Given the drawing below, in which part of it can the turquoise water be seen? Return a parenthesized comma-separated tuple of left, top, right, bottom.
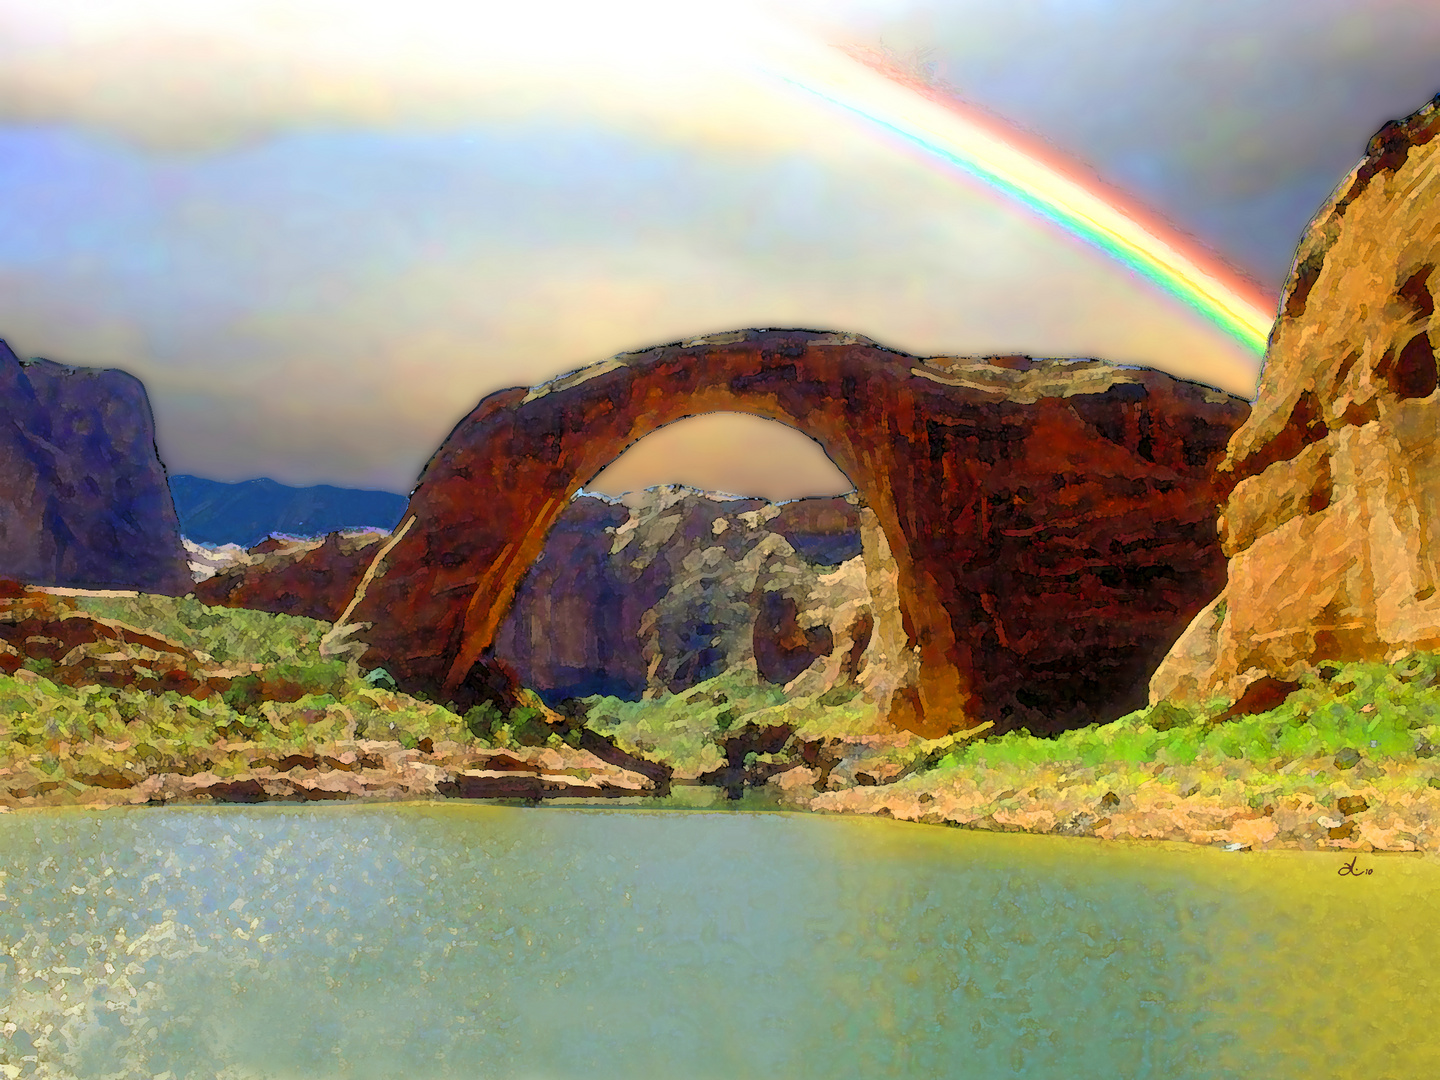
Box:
(0, 804, 1436, 1079)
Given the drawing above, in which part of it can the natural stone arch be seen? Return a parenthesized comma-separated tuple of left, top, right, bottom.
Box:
(328, 328, 1248, 737)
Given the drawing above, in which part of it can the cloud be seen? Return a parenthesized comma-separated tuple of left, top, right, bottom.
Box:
(0, 206, 1261, 495)
(0, 1, 1266, 495)
(0, 0, 821, 151)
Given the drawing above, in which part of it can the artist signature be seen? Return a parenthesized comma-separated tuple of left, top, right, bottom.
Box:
(1337, 856, 1374, 877)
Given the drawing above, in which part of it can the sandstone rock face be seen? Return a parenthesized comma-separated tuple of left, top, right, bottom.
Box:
(1152, 96, 1440, 705)
(0, 341, 192, 594)
(492, 486, 896, 705)
(328, 330, 1248, 736)
(193, 530, 389, 622)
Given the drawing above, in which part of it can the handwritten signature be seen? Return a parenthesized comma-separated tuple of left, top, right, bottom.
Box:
(1337, 856, 1374, 877)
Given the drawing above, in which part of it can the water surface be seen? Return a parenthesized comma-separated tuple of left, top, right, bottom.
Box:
(0, 804, 1436, 1078)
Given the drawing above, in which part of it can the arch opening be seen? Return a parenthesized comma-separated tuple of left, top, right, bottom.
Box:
(491, 412, 897, 710)
(584, 412, 855, 502)
(466, 404, 927, 724)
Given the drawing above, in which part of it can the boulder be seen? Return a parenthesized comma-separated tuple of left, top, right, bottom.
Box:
(0, 340, 191, 594)
(1152, 95, 1440, 704)
(327, 330, 1248, 736)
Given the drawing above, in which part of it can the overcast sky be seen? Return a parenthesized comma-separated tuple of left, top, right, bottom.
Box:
(1, 0, 1437, 498)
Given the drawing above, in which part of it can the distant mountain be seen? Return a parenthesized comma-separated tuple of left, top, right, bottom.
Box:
(169, 475, 408, 548)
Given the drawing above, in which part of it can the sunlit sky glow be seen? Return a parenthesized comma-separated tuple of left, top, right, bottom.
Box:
(1, 0, 1437, 498)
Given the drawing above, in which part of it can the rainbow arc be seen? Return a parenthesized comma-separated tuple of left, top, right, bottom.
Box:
(752, 35, 1276, 355)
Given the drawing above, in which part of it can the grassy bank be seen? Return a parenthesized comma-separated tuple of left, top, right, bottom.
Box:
(579, 668, 891, 779)
(0, 594, 583, 805)
(8, 591, 1440, 850)
(809, 653, 1440, 851)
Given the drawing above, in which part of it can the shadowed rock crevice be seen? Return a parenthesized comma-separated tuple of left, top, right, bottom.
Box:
(1230, 389, 1329, 484)
(1383, 332, 1438, 400)
(1285, 250, 1327, 319)
(1398, 264, 1436, 318)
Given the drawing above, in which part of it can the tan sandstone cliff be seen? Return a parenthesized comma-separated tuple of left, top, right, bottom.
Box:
(1152, 94, 1440, 705)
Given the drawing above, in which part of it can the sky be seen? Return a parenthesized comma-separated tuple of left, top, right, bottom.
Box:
(1, 0, 1438, 500)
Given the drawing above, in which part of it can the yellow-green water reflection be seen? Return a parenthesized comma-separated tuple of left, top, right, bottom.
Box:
(0, 804, 1435, 1078)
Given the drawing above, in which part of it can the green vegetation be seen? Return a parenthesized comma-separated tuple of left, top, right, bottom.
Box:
(581, 670, 785, 776)
(14, 592, 1440, 825)
(917, 651, 1440, 803)
(580, 667, 886, 776)
(73, 593, 332, 666)
(0, 594, 567, 801)
(464, 691, 567, 748)
(0, 668, 468, 779)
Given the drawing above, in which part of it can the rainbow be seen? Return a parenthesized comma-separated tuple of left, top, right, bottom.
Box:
(750, 35, 1276, 355)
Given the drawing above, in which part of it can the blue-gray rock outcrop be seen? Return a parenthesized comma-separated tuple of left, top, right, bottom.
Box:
(0, 340, 191, 593)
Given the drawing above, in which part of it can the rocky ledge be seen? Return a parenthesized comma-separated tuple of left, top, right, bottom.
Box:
(0, 737, 657, 810)
(0, 582, 257, 699)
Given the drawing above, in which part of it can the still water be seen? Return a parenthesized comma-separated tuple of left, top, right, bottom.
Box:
(0, 803, 1436, 1079)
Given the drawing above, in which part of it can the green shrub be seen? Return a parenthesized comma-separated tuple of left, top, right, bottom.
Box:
(464, 702, 504, 741)
(919, 651, 1440, 786)
(507, 706, 551, 746)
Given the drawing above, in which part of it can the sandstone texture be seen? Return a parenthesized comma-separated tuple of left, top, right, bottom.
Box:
(326, 330, 1248, 736)
(193, 529, 389, 621)
(0, 737, 657, 809)
(803, 766, 1440, 853)
(196, 488, 904, 710)
(1152, 95, 1440, 705)
(0, 340, 192, 594)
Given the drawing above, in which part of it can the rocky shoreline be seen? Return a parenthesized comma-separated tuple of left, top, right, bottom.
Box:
(5, 742, 1436, 857)
(0, 738, 657, 811)
(789, 766, 1440, 853)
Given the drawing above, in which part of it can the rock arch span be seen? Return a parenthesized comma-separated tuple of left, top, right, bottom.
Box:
(327, 329, 1248, 737)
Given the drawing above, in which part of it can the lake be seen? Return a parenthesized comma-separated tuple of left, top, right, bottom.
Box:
(0, 803, 1435, 1079)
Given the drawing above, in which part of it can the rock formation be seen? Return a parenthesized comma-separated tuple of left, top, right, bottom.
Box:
(0, 580, 256, 698)
(326, 330, 1248, 736)
(494, 486, 896, 704)
(191, 488, 900, 707)
(0, 340, 192, 594)
(193, 530, 389, 622)
(1151, 95, 1440, 705)
(182, 539, 249, 583)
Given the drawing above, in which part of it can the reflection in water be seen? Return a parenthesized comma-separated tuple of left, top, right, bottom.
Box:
(0, 805, 1436, 1078)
